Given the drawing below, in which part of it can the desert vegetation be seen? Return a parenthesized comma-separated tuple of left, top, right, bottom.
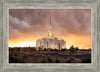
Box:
(9, 46, 91, 63)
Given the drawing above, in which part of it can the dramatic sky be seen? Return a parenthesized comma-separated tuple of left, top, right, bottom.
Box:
(9, 9, 91, 49)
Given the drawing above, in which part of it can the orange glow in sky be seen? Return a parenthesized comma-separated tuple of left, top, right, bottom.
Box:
(9, 9, 91, 49)
(9, 34, 91, 49)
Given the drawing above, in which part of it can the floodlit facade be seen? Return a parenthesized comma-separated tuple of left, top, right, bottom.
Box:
(36, 17, 66, 50)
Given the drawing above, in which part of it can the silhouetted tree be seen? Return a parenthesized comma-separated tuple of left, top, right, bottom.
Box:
(75, 47, 79, 51)
(69, 45, 75, 59)
(88, 48, 91, 52)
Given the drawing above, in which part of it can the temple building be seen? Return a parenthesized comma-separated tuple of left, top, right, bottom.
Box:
(36, 17, 66, 50)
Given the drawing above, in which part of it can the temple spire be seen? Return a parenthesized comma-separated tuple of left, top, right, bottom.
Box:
(48, 16, 54, 38)
(50, 16, 51, 25)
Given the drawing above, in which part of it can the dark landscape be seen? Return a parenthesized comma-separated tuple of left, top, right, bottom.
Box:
(9, 46, 91, 63)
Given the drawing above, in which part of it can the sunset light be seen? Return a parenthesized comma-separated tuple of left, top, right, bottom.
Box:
(9, 9, 91, 49)
(9, 40, 36, 47)
(9, 9, 91, 63)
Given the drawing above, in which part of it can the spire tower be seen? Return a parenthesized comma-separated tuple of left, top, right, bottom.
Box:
(48, 16, 54, 38)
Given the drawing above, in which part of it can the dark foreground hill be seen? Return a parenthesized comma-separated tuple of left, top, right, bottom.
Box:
(9, 47, 91, 63)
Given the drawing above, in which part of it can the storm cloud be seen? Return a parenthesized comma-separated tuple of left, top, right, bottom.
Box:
(9, 9, 91, 40)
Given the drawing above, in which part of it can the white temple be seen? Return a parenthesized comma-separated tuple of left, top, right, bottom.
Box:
(36, 17, 66, 50)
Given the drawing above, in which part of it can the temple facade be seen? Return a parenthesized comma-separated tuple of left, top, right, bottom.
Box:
(36, 17, 66, 50)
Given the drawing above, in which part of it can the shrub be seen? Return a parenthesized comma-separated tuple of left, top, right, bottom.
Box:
(17, 48, 20, 51)
(55, 60, 59, 63)
(42, 56, 45, 58)
(30, 48, 36, 51)
(41, 60, 46, 63)
(14, 54, 17, 56)
(44, 48, 47, 51)
(47, 57, 52, 62)
(18, 59, 25, 63)
(9, 56, 14, 63)
(54, 49, 58, 51)
(23, 55, 27, 58)
(9, 58, 19, 63)
(81, 58, 91, 63)
(66, 60, 72, 63)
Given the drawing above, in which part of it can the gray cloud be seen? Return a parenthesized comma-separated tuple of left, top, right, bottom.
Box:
(9, 9, 91, 39)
